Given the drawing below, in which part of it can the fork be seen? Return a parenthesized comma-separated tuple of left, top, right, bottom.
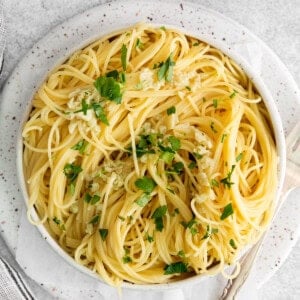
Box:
(220, 121, 300, 300)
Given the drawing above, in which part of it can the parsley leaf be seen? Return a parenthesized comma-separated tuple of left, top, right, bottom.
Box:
(63, 163, 82, 183)
(157, 54, 175, 82)
(91, 102, 109, 125)
(145, 232, 154, 242)
(220, 203, 234, 220)
(210, 179, 219, 187)
(167, 106, 176, 115)
(220, 165, 236, 188)
(210, 121, 218, 133)
(121, 44, 127, 71)
(53, 217, 61, 225)
(166, 162, 184, 175)
(74, 99, 89, 115)
(193, 152, 203, 160)
(221, 133, 227, 143)
(159, 151, 174, 164)
(135, 194, 151, 207)
(202, 225, 218, 239)
(168, 136, 181, 151)
(181, 218, 198, 235)
(122, 255, 132, 264)
(164, 262, 188, 275)
(94, 76, 122, 104)
(236, 152, 243, 162)
(229, 238, 237, 249)
(99, 228, 108, 241)
(229, 90, 238, 99)
(188, 161, 197, 169)
(152, 205, 168, 231)
(71, 139, 88, 154)
(213, 99, 218, 108)
(135, 177, 157, 194)
(84, 193, 100, 205)
(89, 215, 100, 224)
(177, 250, 185, 258)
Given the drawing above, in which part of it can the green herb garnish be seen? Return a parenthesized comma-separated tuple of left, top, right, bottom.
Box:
(157, 54, 175, 82)
(229, 238, 237, 249)
(122, 255, 132, 264)
(152, 205, 168, 231)
(94, 75, 122, 104)
(89, 215, 100, 225)
(168, 136, 181, 151)
(53, 217, 61, 225)
(213, 99, 218, 108)
(181, 218, 198, 235)
(135, 176, 157, 194)
(220, 203, 234, 220)
(185, 86, 191, 91)
(166, 162, 184, 175)
(210, 179, 219, 187)
(167, 106, 176, 115)
(221, 133, 227, 143)
(121, 44, 127, 71)
(63, 163, 82, 183)
(91, 102, 109, 125)
(177, 250, 185, 258)
(99, 228, 108, 241)
(210, 121, 218, 133)
(145, 232, 154, 243)
(71, 139, 88, 154)
(229, 90, 238, 99)
(220, 165, 236, 188)
(164, 262, 188, 275)
(188, 161, 197, 169)
(135, 194, 151, 207)
(236, 152, 243, 162)
(202, 225, 218, 239)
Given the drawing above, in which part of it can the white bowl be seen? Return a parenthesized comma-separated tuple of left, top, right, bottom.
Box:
(16, 14, 286, 294)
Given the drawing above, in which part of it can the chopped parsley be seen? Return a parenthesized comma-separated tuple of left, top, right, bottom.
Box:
(135, 176, 157, 194)
(164, 261, 188, 275)
(188, 161, 197, 169)
(63, 163, 82, 183)
(53, 217, 61, 225)
(122, 255, 132, 264)
(221, 133, 228, 143)
(99, 228, 108, 241)
(166, 162, 184, 175)
(210, 179, 219, 188)
(145, 232, 154, 242)
(136, 38, 143, 49)
(229, 238, 237, 249)
(229, 90, 238, 99)
(192, 152, 203, 160)
(160, 26, 166, 31)
(210, 121, 218, 133)
(71, 139, 88, 154)
(84, 193, 100, 205)
(89, 215, 100, 225)
(118, 215, 125, 221)
(220, 165, 236, 188)
(236, 152, 243, 162)
(213, 99, 218, 108)
(177, 250, 185, 258)
(94, 75, 122, 104)
(121, 44, 127, 71)
(152, 205, 168, 231)
(185, 86, 191, 91)
(181, 218, 198, 235)
(157, 54, 175, 82)
(220, 203, 234, 220)
(193, 42, 200, 46)
(168, 136, 181, 151)
(135, 193, 151, 207)
(167, 106, 176, 115)
(202, 225, 218, 239)
(74, 99, 89, 115)
(160, 151, 174, 164)
(91, 102, 109, 125)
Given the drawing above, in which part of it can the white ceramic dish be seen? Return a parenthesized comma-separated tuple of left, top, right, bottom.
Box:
(15, 16, 286, 294)
(0, 1, 299, 299)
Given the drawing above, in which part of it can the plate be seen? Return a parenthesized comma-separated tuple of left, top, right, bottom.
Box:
(0, 0, 299, 299)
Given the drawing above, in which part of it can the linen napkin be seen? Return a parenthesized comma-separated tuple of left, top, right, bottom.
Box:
(0, 6, 36, 300)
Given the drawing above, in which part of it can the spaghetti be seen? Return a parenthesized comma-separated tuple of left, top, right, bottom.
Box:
(22, 24, 277, 286)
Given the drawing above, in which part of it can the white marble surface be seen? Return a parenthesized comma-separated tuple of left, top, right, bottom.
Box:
(0, 0, 299, 299)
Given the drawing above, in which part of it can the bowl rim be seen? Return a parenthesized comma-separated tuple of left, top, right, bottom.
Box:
(16, 21, 286, 291)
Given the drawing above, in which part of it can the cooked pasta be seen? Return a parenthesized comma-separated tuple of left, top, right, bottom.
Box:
(22, 23, 277, 286)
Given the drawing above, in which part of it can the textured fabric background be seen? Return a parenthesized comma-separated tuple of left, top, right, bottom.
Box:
(0, 1, 299, 299)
